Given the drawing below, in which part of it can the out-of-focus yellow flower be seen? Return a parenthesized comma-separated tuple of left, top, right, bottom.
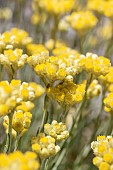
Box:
(87, 0, 105, 13)
(16, 101, 35, 112)
(33, 0, 75, 16)
(99, 67, 113, 92)
(99, 67, 113, 85)
(31, 12, 40, 25)
(32, 133, 60, 159)
(0, 151, 40, 170)
(104, 92, 113, 113)
(87, 79, 102, 99)
(88, 0, 113, 18)
(45, 39, 66, 51)
(0, 7, 12, 20)
(26, 43, 48, 56)
(66, 11, 98, 35)
(0, 28, 32, 52)
(58, 19, 70, 32)
(44, 120, 69, 141)
(91, 135, 113, 170)
(53, 45, 80, 58)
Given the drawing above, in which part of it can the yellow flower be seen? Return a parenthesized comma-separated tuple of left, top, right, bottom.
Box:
(66, 11, 98, 34)
(0, 28, 32, 51)
(0, 151, 40, 170)
(87, 79, 101, 99)
(91, 136, 113, 169)
(34, 0, 75, 15)
(0, 104, 9, 116)
(47, 80, 85, 106)
(104, 153, 113, 164)
(31, 133, 60, 159)
(44, 120, 69, 141)
(4, 110, 32, 135)
(31, 13, 40, 25)
(104, 92, 113, 113)
(99, 162, 110, 170)
(88, 0, 113, 18)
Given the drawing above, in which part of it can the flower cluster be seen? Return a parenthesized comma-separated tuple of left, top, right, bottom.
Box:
(44, 120, 69, 141)
(27, 45, 49, 68)
(28, 46, 82, 84)
(82, 53, 111, 76)
(87, 79, 102, 99)
(32, 120, 69, 159)
(66, 11, 98, 34)
(4, 109, 32, 136)
(26, 43, 48, 56)
(52, 45, 80, 58)
(32, 133, 60, 159)
(28, 49, 111, 86)
(0, 80, 45, 117)
(104, 93, 113, 113)
(88, 0, 113, 18)
(91, 136, 113, 170)
(0, 28, 32, 52)
(32, 0, 75, 16)
(0, 151, 40, 170)
(99, 67, 113, 89)
(47, 80, 86, 106)
(0, 48, 28, 76)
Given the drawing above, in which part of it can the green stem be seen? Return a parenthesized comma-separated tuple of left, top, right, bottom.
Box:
(48, 100, 54, 124)
(40, 159, 48, 170)
(52, 148, 67, 170)
(0, 64, 3, 81)
(71, 73, 93, 132)
(50, 15, 59, 48)
(77, 87, 106, 164)
(94, 87, 105, 137)
(39, 95, 49, 133)
(4, 113, 13, 153)
(59, 106, 69, 122)
(14, 133, 21, 152)
(9, 66, 16, 82)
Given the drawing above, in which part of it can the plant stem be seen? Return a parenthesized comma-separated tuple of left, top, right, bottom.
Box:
(39, 95, 49, 133)
(52, 148, 67, 170)
(14, 133, 21, 152)
(40, 159, 48, 170)
(51, 15, 59, 48)
(4, 113, 13, 153)
(0, 64, 3, 81)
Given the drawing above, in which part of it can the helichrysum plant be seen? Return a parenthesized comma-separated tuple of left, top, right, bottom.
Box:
(1, 0, 113, 169)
